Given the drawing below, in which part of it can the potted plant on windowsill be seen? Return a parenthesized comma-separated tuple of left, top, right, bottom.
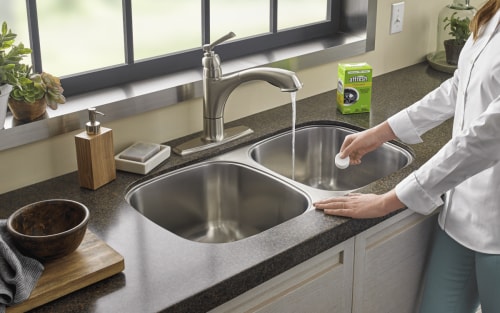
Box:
(443, 12, 471, 65)
(0, 21, 32, 127)
(8, 65, 65, 122)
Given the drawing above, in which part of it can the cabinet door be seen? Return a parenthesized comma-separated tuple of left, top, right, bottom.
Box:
(352, 210, 437, 313)
(210, 237, 354, 313)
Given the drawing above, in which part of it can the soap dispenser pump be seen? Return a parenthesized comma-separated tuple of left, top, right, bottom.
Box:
(75, 108, 116, 190)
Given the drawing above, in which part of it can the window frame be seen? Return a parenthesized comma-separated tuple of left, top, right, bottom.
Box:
(0, 0, 376, 151)
(27, 0, 339, 96)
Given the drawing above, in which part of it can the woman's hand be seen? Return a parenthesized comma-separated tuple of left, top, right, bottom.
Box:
(340, 121, 397, 165)
(314, 121, 404, 219)
(313, 190, 405, 219)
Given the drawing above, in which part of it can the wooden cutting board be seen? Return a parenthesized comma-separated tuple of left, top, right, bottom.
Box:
(7, 230, 125, 313)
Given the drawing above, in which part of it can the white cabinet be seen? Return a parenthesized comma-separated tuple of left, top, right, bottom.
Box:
(210, 210, 437, 313)
(209, 237, 355, 313)
(352, 210, 437, 313)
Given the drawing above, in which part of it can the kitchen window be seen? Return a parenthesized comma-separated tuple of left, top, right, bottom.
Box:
(3, 0, 337, 96)
(0, 0, 375, 151)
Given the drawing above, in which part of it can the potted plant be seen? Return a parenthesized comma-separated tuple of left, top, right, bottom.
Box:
(0, 21, 32, 127)
(8, 65, 66, 122)
(443, 12, 471, 65)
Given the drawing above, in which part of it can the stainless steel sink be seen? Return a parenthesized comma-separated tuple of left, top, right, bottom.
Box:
(249, 125, 413, 191)
(126, 122, 413, 244)
(126, 161, 309, 243)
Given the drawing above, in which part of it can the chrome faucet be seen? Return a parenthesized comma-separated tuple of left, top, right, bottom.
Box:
(174, 32, 303, 155)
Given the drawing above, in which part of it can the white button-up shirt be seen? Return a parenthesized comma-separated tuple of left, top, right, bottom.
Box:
(388, 10, 500, 254)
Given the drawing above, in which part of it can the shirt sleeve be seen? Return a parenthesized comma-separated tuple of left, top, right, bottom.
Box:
(394, 95, 500, 214)
(386, 75, 458, 212)
(387, 70, 459, 144)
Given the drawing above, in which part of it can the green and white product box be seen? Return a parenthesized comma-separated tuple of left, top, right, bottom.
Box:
(336, 63, 372, 114)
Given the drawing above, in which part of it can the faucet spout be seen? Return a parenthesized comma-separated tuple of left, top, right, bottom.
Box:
(238, 67, 303, 92)
(204, 67, 302, 121)
(173, 32, 303, 156)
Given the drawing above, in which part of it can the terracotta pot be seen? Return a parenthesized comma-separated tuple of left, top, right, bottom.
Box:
(443, 39, 464, 65)
(8, 97, 47, 122)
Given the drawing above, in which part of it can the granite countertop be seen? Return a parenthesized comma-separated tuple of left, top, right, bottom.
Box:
(0, 62, 451, 313)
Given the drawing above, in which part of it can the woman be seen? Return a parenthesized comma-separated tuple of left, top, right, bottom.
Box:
(314, 1, 500, 312)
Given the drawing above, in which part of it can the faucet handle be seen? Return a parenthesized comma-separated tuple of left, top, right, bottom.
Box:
(203, 32, 236, 53)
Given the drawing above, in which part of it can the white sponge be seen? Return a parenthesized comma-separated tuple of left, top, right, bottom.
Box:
(119, 142, 161, 162)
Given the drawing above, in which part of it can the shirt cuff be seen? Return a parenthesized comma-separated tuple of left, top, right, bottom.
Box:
(387, 110, 423, 144)
(395, 173, 443, 215)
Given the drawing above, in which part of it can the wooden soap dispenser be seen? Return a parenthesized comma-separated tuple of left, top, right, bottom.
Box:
(75, 108, 116, 190)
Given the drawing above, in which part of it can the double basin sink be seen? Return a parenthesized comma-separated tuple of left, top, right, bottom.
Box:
(126, 122, 414, 244)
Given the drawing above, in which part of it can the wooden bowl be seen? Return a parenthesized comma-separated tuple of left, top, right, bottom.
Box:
(7, 199, 89, 261)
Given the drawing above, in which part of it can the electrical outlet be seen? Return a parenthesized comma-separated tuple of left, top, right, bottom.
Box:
(390, 2, 405, 34)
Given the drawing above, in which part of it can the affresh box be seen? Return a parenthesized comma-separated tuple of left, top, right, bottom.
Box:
(336, 62, 372, 114)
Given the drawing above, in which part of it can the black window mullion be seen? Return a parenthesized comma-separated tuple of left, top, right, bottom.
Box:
(202, 0, 210, 45)
(270, 0, 278, 33)
(122, 0, 134, 64)
(326, 0, 332, 20)
(25, 0, 42, 73)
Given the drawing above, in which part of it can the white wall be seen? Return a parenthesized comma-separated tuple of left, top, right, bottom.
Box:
(0, 0, 482, 194)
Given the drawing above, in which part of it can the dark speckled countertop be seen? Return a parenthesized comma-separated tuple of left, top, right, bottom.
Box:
(0, 62, 451, 313)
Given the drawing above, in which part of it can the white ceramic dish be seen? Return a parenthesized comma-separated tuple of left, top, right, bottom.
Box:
(115, 143, 171, 174)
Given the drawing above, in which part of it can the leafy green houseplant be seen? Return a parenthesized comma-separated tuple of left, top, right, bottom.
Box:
(442, 12, 471, 65)
(0, 21, 32, 126)
(0, 22, 32, 88)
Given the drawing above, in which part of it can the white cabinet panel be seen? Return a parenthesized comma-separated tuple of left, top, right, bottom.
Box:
(352, 210, 437, 313)
(212, 210, 437, 313)
(210, 237, 355, 313)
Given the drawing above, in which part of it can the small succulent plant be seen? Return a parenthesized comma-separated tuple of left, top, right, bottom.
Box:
(9, 66, 66, 109)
